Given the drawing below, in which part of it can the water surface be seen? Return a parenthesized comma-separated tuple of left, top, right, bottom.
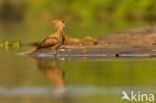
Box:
(0, 48, 156, 103)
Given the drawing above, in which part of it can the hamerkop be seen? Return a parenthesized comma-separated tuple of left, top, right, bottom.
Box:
(37, 20, 65, 54)
(18, 20, 65, 55)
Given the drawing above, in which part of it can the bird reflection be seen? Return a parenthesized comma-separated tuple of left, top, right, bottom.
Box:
(33, 57, 65, 94)
(32, 57, 74, 103)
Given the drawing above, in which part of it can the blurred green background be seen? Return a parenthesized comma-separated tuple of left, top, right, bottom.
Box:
(0, 0, 156, 43)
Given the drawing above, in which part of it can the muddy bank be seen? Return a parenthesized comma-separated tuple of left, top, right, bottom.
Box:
(30, 25, 156, 58)
(97, 25, 156, 50)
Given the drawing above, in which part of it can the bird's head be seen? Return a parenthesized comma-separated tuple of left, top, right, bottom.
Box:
(52, 19, 65, 30)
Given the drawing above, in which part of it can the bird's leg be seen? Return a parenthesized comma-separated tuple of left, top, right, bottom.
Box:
(52, 48, 57, 58)
(52, 43, 60, 58)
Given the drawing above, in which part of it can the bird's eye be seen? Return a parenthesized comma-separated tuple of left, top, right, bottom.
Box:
(62, 20, 65, 23)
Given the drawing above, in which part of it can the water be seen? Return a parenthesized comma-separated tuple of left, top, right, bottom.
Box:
(0, 21, 156, 103)
(0, 48, 156, 103)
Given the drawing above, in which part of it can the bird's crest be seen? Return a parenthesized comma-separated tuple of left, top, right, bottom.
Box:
(52, 19, 65, 30)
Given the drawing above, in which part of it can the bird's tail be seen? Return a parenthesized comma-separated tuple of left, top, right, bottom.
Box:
(16, 47, 37, 56)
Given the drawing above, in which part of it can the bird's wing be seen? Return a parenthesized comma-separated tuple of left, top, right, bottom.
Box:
(37, 36, 59, 49)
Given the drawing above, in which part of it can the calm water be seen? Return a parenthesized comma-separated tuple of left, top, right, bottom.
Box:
(0, 21, 156, 103)
(0, 48, 156, 103)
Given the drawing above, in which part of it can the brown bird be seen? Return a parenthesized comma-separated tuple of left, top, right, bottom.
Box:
(37, 20, 65, 55)
(18, 20, 65, 55)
